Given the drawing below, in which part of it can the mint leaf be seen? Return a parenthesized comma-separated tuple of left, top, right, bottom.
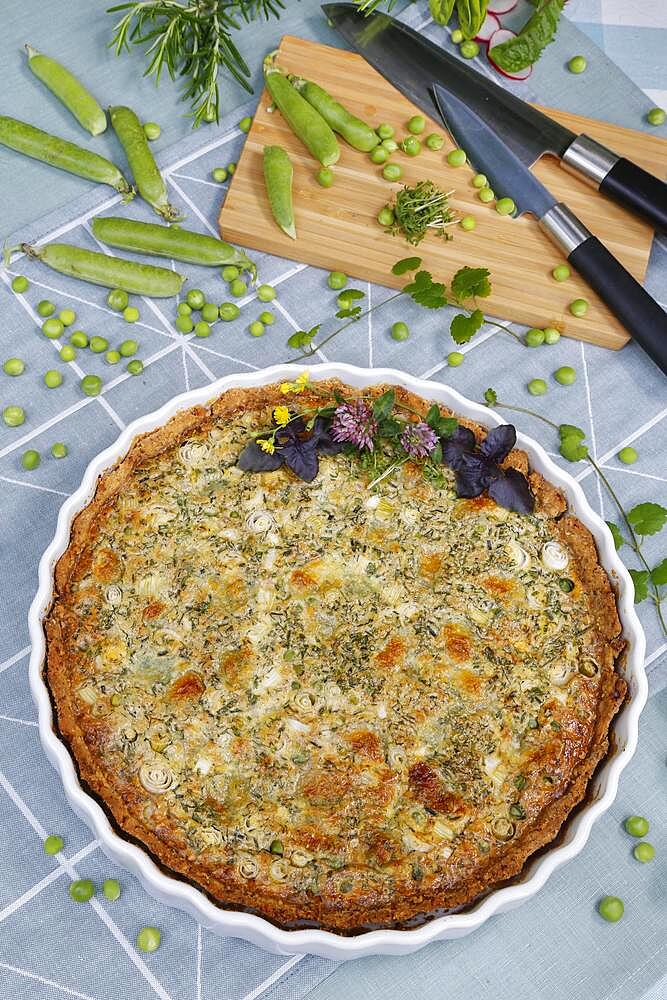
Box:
(650, 557, 667, 586)
(627, 502, 667, 537)
(372, 389, 395, 420)
(450, 309, 484, 345)
(629, 568, 649, 604)
(403, 270, 448, 309)
(484, 388, 498, 406)
(450, 266, 491, 302)
(606, 521, 624, 551)
(489, 0, 565, 73)
(392, 256, 422, 275)
(335, 306, 362, 320)
(287, 325, 319, 349)
(426, 404, 457, 437)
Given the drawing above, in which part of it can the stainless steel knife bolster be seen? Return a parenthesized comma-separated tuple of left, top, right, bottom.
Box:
(562, 136, 667, 232)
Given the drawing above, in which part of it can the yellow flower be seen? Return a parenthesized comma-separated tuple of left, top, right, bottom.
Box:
(258, 438, 275, 454)
(279, 382, 293, 395)
(273, 406, 290, 426)
(279, 372, 310, 395)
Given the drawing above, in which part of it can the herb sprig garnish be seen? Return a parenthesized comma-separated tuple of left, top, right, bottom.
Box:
(484, 388, 667, 633)
(388, 181, 456, 246)
(238, 376, 534, 513)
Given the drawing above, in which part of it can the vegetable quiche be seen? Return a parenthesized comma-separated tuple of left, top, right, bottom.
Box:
(44, 379, 627, 933)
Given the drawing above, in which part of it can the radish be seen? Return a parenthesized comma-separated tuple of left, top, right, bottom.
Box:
(487, 0, 518, 13)
(474, 12, 500, 43)
(488, 28, 533, 80)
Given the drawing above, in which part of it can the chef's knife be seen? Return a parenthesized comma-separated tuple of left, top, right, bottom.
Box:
(430, 83, 667, 373)
(322, 4, 667, 233)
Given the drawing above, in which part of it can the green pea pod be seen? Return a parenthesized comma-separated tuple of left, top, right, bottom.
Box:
(456, 0, 488, 39)
(25, 45, 107, 136)
(289, 77, 378, 152)
(429, 0, 456, 26)
(263, 53, 340, 168)
(22, 243, 184, 297)
(263, 146, 296, 240)
(109, 106, 182, 222)
(0, 116, 133, 199)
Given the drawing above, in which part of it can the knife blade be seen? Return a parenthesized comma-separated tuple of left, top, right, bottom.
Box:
(322, 3, 667, 232)
(430, 82, 667, 374)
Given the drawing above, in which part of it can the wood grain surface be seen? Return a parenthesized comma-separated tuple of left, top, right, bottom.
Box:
(219, 35, 667, 349)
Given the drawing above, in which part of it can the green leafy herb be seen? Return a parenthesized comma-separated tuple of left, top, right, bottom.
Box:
(626, 502, 667, 537)
(629, 569, 650, 604)
(558, 424, 589, 462)
(606, 521, 624, 551)
(390, 181, 455, 246)
(403, 270, 448, 309)
(651, 558, 667, 586)
(426, 403, 458, 438)
(372, 389, 396, 420)
(392, 256, 422, 276)
(489, 0, 566, 73)
(287, 325, 320, 349)
(429, 0, 456, 26)
(451, 266, 492, 302)
(484, 388, 498, 406)
(451, 308, 485, 345)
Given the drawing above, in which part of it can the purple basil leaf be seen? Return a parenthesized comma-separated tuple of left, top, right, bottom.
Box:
(488, 468, 535, 514)
(441, 425, 477, 469)
(480, 424, 516, 464)
(453, 453, 495, 497)
(282, 440, 320, 482)
(237, 440, 283, 473)
(310, 417, 344, 455)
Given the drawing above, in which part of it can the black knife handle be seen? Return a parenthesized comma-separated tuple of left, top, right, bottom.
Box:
(599, 158, 667, 234)
(568, 236, 667, 374)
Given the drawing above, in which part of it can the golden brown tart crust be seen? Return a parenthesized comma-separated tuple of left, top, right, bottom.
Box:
(44, 381, 626, 932)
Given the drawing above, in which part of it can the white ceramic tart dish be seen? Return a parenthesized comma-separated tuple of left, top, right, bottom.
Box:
(29, 363, 647, 960)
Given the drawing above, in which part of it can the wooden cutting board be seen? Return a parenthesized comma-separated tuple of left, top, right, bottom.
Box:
(219, 35, 667, 349)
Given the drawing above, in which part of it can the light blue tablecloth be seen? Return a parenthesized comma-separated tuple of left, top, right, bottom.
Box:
(0, 2, 665, 999)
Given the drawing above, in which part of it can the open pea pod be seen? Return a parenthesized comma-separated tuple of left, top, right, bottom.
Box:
(429, 0, 456, 26)
(456, 0, 488, 39)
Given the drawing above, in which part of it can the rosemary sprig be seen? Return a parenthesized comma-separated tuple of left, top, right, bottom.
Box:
(108, 0, 285, 126)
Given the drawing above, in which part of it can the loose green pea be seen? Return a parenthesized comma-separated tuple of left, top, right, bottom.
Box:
(426, 133, 444, 150)
(186, 288, 205, 309)
(51, 442, 68, 459)
(447, 351, 464, 367)
(451, 29, 464, 44)
(201, 302, 219, 323)
(22, 448, 41, 470)
(105, 350, 121, 364)
(221, 265, 239, 282)
(230, 278, 247, 297)
(89, 336, 109, 353)
(59, 308, 76, 327)
(446, 148, 467, 167)
(239, 116, 253, 133)
(525, 328, 545, 347)
(103, 878, 122, 901)
(127, 359, 143, 375)
(59, 344, 77, 362)
(177, 302, 192, 317)
(391, 321, 409, 342)
(259, 310, 275, 325)
(478, 187, 495, 203)
(598, 896, 624, 923)
(633, 842, 655, 863)
(212, 167, 228, 183)
(327, 272, 347, 291)
(3, 405, 26, 427)
(377, 206, 395, 227)
(136, 927, 161, 953)
(37, 299, 56, 317)
(43, 834, 64, 857)
(194, 320, 211, 338)
(119, 339, 138, 357)
(70, 330, 89, 348)
(226, 162, 236, 175)
(219, 302, 240, 321)
(568, 55, 587, 74)
(249, 320, 265, 337)
(316, 167, 334, 187)
(382, 162, 403, 182)
(44, 369, 63, 388)
(142, 121, 161, 140)
(257, 284, 276, 302)
(570, 298, 589, 317)
(460, 40, 479, 59)
(617, 446, 638, 465)
(376, 123, 394, 140)
(107, 288, 129, 311)
(558, 577, 574, 592)
(80, 374, 102, 396)
(370, 146, 388, 164)
(11, 275, 29, 293)
(647, 107, 666, 126)
(472, 173, 487, 188)
(69, 879, 95, 903)
(528, 378, 548, 396)
(543, 327, 561, 345)
(459, 215, 476, 231)
(381, 138, 398, 153)
(552, 263, 571, 282)
(123, 306, 140, 323)
(407, 115, 425, 134)
(401, 136, 421, 157)
(42, 317, 64, 339)
(496, 197, 516, 216)
(624, 815, 649, 837)
(554, 365, 577, 385)
(3, 357, 25, 376)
